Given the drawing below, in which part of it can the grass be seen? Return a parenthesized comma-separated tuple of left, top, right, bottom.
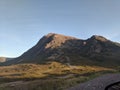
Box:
(0, 61, 119, 90)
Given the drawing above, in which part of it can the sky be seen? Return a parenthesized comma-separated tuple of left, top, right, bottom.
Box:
(0, 0, 120, 57)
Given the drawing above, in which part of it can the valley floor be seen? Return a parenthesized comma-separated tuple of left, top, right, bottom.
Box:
(0, 62, 119, 90)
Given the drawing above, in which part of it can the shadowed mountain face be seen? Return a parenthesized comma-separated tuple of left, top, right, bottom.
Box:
(2, 33, 120, 66)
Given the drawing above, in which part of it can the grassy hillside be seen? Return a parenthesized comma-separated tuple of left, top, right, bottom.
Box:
(0, 61, 118, 90)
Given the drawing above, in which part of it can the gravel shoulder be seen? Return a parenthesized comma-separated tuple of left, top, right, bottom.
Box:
(67, 73, 120, 90)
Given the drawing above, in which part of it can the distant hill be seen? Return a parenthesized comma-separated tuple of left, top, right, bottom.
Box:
(0, 57, 6, 62)
(2, 33, 120, 67)
(0, 57, 13, 63)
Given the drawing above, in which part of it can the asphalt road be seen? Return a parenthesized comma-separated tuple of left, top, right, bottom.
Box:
(67, 74, 120, 90)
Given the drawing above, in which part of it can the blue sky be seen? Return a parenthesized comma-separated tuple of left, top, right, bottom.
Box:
(0, 0, 120, 57)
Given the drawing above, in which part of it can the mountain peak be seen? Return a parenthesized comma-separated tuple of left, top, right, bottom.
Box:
(45, 33, 56, 37)
(90, 35, 108, 42)
(43, 33, 77, 49)
(45, 33, 76, 39)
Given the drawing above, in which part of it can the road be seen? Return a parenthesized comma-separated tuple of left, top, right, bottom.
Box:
(67, 74, 120, 90)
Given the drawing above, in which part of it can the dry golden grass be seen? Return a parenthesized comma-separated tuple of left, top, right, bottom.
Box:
(0, 62, 115, 79)
(0, 62, 118, 90)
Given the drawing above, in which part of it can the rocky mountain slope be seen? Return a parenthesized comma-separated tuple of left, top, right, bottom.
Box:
(2, 33, 120, 66)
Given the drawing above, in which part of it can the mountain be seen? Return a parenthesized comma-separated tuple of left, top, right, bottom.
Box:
(2, 33, 120, 67)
